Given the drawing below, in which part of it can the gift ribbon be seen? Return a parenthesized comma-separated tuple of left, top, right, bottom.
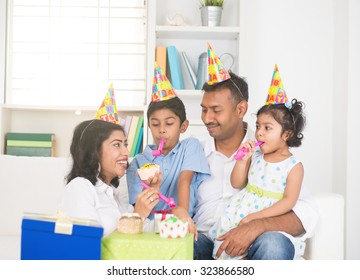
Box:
(152, 209, 172, 220)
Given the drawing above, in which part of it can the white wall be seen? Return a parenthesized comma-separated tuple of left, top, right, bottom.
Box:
(239, 0, 359, 259)
(346, 0, 360, 261)
(240, 0, 334, 194)
(0, 0, 6, 103)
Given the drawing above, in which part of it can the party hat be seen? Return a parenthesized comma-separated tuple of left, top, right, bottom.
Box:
(265, 65, 289, 105)
(95, 83, 119, 124)
(152, 62, 176, 102)
(207, 42, 231, 85)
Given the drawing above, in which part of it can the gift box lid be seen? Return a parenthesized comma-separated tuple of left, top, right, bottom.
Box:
(21, 212, 103, 237)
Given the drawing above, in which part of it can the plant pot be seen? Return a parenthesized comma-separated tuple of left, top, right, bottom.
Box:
(200, 6, 223, 27)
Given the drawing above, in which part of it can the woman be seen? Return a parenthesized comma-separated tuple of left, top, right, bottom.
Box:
(60, 119, 188, 236)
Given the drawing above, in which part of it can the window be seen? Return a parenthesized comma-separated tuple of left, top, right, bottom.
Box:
(6, 0, 147, 107)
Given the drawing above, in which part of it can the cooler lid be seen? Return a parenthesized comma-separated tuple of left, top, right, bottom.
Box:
(21, 212, 104, 238)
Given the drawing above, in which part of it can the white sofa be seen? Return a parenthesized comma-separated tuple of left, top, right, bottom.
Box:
(0, 155, 345, 260)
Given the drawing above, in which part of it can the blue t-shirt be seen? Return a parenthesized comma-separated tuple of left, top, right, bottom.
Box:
(127, 137, 211, 219)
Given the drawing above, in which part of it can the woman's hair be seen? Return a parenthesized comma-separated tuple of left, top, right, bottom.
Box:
(257, 99, 306, 147)
(147, 96, 187, 125)
(202, 71, 249, 105)
(66, 119, 125, 187)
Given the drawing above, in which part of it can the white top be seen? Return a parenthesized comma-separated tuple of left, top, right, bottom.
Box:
(193, 125, 318, 241)
(59, 177, 154, 236)
(193, 125, 255, 234)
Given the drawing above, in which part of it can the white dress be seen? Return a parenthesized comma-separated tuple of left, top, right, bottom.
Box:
(209, 148, 306, 260)
(59, 177, 154, 236)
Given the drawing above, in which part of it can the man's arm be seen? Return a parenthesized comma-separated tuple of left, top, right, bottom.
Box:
(215, 210, 305, 258)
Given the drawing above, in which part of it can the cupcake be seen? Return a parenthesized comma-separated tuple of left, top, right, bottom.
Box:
(137, 163, 160, 180)
(117, 213, 143, 234)
(159, 216, 188, 238)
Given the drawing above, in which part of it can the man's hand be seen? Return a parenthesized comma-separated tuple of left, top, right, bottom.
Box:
(215, 219, 264, 259)
(215, 211, 305, 259)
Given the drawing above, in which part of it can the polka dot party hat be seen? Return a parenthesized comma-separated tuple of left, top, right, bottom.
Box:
(151, 61, 177, 102)
(265, 64, 290, 106)
(94, 83, 119, 124)
(207, 42, 231, 85)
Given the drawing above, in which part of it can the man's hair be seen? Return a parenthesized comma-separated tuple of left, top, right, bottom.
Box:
(202, 71, 249, 106)
(147, 96, 187, 125)
(66, 119, 125, 187)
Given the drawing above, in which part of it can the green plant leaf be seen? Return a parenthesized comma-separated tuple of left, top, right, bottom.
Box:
(199, 0, 224, 7)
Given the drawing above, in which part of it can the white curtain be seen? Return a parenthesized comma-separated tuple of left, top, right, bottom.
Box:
(6, 0, 147, 107)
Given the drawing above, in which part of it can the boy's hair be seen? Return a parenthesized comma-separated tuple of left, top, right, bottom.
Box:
(147, 96, 187, 125)
(257, 99, 306, 147)
(66, 119, 125, 187)
(201, 71, 249, 106)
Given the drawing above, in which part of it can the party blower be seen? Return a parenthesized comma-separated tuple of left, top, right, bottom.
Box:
(140, 182, 176, 209)
(152, 138, 165, 156)
(234, 141, 264, 160)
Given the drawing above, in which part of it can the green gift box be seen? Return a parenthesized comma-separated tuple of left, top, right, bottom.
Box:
(101, 232, 193, 260)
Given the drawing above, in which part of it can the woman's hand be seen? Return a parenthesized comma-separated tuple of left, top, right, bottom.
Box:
(171, 206, 198, 241)
(134, 187, 160, 219)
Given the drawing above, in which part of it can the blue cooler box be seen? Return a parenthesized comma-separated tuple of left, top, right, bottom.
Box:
(21, 213, 104, 260)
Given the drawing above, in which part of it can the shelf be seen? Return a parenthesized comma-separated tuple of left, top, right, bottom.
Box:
(176, 90, 204, 98)
(156, 25, 240, 40)
(1, 104, 146, 113)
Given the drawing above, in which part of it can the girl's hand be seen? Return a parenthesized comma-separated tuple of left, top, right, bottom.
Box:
(134, 187, 160, 219)
(240, 212, 261, 225)
(237, 140, 257, 161)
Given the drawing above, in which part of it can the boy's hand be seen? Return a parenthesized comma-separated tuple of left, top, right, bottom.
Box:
(141, 171, 162, 189)
(171, 206, 198, 241)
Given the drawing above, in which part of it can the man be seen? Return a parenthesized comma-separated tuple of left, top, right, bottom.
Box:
(193, 72, 318, 260)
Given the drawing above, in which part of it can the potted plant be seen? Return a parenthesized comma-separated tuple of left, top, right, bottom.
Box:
(199, 0, 224, 27)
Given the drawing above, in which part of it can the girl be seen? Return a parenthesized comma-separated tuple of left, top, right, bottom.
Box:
(209, 98, 306, 260)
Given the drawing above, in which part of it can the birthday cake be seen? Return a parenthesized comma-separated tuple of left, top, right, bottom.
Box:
(117, 213, 143, 234)
(137, 163, 160, 180)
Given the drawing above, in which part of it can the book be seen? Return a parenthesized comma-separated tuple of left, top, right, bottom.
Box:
(166, 45, 184, 89)
(155, 46, 167, 75)
(130, 115, 144, 157)
(6, 146, 54, 157)
(6, 132, 55, 141)
(126, 115, 139, 156)
(6, 140, 54, 148)
(134, 127, 144, 156)
(123, 115, 133, 136)
(181, 51, 197, 88)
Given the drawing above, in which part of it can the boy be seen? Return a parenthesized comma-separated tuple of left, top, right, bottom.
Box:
(127, 64, 211, 219)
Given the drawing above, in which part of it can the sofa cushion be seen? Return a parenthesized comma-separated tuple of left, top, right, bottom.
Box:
(0, 155, 71, 235)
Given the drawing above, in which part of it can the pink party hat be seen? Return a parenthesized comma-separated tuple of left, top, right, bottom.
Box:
(265, 65, 289, 105)
(152, 62, 176, 102)
(207, 42, 231, 85)
(95, 83, 119, 124)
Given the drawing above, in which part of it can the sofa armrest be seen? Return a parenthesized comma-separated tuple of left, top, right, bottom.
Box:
(304, 192, 344, 259)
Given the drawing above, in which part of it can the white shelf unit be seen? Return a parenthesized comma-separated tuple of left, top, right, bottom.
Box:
(146, 0, 241, 143)
(0, 105, 146, 157)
